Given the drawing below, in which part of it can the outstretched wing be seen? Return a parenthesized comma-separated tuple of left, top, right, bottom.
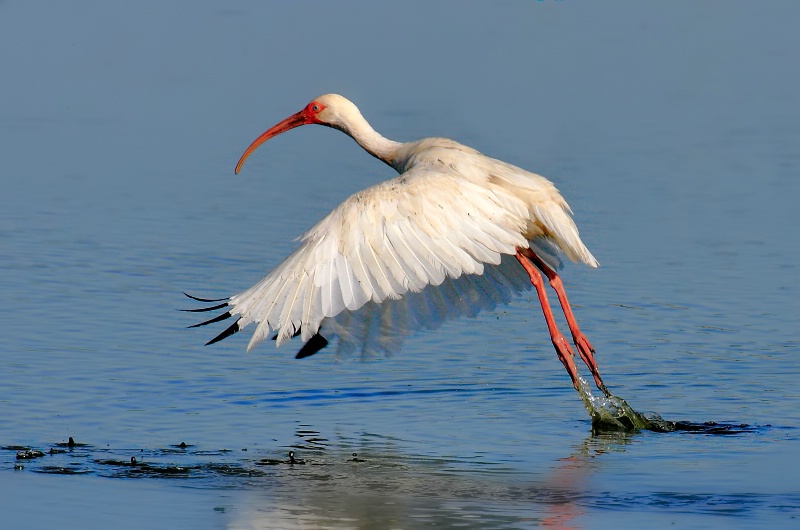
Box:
(189, 150, 596, 356)
(321, 252, 533, 359)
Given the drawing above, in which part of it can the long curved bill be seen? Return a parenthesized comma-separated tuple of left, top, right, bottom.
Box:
(234, 110, 308, 174)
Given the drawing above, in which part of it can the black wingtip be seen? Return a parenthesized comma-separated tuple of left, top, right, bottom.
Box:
(206, 319, 241, 346)
(271, 327, 303, 341)
(189, 311, 232, 328)
(295, 334, 329, 359)
(183, 292, 228, 303)
(181, 302, 229, 313)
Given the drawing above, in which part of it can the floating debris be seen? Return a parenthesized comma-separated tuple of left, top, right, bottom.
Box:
(671, 421, 758, 435)
(54, 436, 87, 448)
(35, 465, 91, 475)
(255, 457, 284, 466)
(2, 446, 32, 451)
(16, 449, 45, 460)
(256, 451, 307, 466)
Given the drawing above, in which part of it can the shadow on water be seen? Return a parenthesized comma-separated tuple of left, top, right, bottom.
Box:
(575, 376, 760, 436)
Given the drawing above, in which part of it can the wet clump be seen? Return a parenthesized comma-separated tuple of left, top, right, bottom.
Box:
(576, 377, 758, 435)
(577, 377, 680, 433)
(16, 449, 46, 460)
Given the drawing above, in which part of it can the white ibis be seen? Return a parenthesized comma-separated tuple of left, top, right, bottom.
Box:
(187, 94, 609, 396)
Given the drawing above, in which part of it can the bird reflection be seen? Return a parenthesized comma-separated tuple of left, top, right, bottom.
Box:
(227, 429, 636, 530)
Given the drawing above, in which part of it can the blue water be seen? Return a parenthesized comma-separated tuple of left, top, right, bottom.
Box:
(2, 1, 799, 528)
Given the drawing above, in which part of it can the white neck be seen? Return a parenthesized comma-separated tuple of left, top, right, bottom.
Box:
(351, 123, 402, 168)
(330, 106, 404, 170)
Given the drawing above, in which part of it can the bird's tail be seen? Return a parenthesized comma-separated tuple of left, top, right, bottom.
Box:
(531, 201, 599, 268)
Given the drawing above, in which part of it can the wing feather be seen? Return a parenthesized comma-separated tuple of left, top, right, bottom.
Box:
(356, 244, 381, 302)
(378, 220, 418, 290)
(203, 144, 596, 355)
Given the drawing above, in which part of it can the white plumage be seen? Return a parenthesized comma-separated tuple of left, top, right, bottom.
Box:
(188, 94, 608, 394)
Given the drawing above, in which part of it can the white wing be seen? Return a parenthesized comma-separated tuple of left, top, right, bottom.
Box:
(190, 145, 597, 356)
(323, 252, 533, 359)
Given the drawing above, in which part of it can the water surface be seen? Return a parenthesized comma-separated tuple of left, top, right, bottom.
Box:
(1, 1, 799, 528)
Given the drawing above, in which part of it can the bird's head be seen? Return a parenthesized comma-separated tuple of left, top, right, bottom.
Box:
(234, 94, 362, 174)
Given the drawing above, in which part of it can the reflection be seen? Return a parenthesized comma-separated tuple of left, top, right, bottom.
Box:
(293, 425, 328, 450)
(0, 422, 767, 528)
(536, 431, 637, 529)
(227, 430, 627, 530)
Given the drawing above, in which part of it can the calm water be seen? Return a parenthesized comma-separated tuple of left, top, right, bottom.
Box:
(2, 1, 799, 528)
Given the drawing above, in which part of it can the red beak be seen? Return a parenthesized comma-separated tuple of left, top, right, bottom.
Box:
(234, 110, 310, 174)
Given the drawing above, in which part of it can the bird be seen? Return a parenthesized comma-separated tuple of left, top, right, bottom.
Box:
(187, 94, 609, 396)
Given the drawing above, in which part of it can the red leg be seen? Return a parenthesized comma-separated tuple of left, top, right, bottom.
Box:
(518, 247, 610, 397)
(514, 249, 581, 391)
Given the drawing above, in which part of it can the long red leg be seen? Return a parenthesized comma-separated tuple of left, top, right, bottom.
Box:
(518, 247, 610, 397)
(514, 249, 581, 391)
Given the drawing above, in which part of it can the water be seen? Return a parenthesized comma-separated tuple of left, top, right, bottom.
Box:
(2, 1, 799, 528)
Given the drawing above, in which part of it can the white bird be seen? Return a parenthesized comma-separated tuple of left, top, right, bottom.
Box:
(187, 94, 609, 396)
